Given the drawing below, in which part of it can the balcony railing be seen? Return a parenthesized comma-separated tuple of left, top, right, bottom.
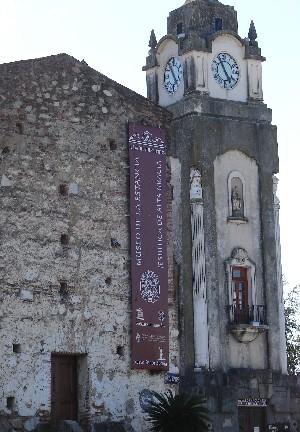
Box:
(228, 305, 267, 326)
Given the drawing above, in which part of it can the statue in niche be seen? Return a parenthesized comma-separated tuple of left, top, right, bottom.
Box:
(231, 177, 244, 217)
(190, 168, 202, 201)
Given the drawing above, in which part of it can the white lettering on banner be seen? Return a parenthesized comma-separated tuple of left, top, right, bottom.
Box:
(156, 160, 164, 269)
(134, 157, 142, 266)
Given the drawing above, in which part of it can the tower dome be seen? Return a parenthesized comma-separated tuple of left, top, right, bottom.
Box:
(168, 0, 237, 40)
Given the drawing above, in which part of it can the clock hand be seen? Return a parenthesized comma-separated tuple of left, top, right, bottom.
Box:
(169, 65, 178, 85)
(218, 57, 231, 83)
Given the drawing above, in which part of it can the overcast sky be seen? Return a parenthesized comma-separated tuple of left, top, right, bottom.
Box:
(1, 0, 299, 289)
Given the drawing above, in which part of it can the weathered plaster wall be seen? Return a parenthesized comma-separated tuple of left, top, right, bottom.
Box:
(167, 92, 300, 431)
(0, 54, 179, 432)
(214, 150, 267, 370)
(168, 94, 280, 374)
(191, 370, 300, 432)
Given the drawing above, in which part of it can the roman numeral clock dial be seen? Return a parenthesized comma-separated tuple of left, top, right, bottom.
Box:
(164, 57, 183, 94)
(212, 52, 240, 90)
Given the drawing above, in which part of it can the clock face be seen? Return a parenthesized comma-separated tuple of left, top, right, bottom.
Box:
(164, 57, 183, 94)
(212, 52, 240, 90)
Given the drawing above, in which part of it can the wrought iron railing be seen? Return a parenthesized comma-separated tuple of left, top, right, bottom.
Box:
(228, 305, 267, 325)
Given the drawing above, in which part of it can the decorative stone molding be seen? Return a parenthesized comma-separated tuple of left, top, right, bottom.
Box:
(225, 248, 268, 343)
(273, 176, 282, 298)
(190, 168, 209, 368)
(273, 175, 288, 373)
(230, 324, 268, 344)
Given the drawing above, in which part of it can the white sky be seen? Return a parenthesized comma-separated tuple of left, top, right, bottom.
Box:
(1, 0, 299, 289)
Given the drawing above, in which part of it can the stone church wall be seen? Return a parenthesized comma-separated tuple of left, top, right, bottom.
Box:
(0, 54, 179, 432)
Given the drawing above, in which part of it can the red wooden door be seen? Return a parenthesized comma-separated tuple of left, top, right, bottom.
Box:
(51, 354, 77, 423)
(232, 267, 249, 323)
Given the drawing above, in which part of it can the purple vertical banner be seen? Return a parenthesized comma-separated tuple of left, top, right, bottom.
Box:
(129, 124, 169, 371)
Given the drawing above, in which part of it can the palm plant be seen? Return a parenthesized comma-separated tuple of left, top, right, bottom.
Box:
(144, 390, 209, 432)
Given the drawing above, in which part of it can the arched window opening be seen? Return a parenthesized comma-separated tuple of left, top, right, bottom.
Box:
(232, 266, 249, 324)
(225, 248, 266, 326)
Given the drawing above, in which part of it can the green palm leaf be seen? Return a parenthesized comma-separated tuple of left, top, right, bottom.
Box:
(143, 390, 210, 432)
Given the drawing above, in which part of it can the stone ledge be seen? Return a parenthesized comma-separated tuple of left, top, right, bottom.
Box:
(168, 94, 272, 123)
(229, 324, 269, 343)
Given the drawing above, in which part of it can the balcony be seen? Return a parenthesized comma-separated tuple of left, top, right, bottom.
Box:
(229, 305, 267, 325)
(228, 305, 269, 343)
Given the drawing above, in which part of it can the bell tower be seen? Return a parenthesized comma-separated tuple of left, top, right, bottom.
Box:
(144, 1, 300, 431)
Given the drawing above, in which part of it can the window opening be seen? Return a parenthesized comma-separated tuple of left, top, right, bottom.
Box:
(16, 122, 23, 134)
(116, 346, 124, 357)
(6, 397, 15, 409)
(13, 344, 21, 354)
(59, 281, 68, 298)
(177, 22, 183, 35)
(215, 18, 223, 31)
(109, 139, 117, 151)
(60, 234, 69, 245)
(59, 184, 68, 196)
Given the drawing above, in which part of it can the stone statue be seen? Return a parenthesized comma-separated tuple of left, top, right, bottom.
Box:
(231, 185, 243, 215)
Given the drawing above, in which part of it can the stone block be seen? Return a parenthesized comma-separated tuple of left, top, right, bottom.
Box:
(19, 289, 34, 301)
(271, 392, 290, 413)
(69, 183, 79, 195)
(94, 422, 126, 432)
(11, 418, 24, 429)
(221, 396, 235, 414)
(58, 420, 83, 432)
(290, 397, 300, 413)
(0, 417, 11, 432)
(34, 424, 54, 432)
(258, 383, 272, 398)
(1, 175, 12, 187)
(24, 417, 39, 431)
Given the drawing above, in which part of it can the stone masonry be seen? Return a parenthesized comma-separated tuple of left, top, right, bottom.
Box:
(0, 54, 179, 432)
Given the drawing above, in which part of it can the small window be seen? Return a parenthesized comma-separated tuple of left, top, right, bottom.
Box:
(232, 268, 241, 279)
(177, 22, 183, 35)
(109, 139, 117, 151)
(116, 346, 124, 357)
(215, 18, 223, 31)
(6, 397, 15, 409)
(59, 281, 68, 296)
(16, 122, 23, 134)
(60, 234, 69, 245)
(13, 344, 21, 354)
(59, 184, 68, 196)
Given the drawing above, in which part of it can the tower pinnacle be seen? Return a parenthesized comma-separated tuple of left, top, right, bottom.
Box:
(248, 20, 258, 47)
